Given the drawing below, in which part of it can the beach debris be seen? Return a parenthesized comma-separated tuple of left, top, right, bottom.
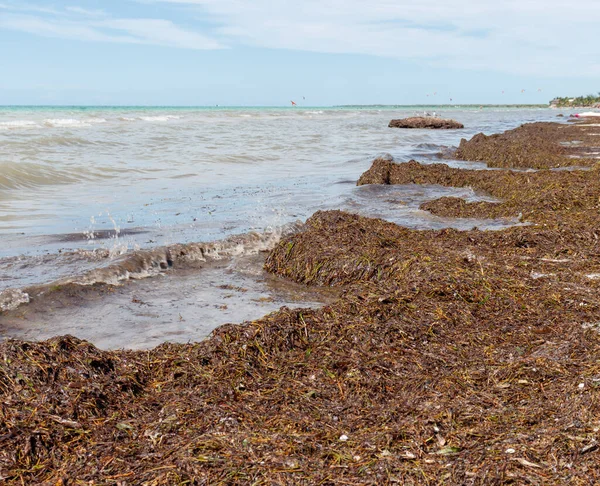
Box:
(436, 446, 462, 455)
(513, 457, 542, 469)
(581, 441, 598, 454)
(574, 112, 600, 118)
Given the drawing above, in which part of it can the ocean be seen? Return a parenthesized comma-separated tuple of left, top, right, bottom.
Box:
(0, 105, 559, 348)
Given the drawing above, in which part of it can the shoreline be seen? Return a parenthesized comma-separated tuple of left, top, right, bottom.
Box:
(2, 118, 600, 483)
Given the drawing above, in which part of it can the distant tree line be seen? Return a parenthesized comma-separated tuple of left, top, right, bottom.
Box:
(550, 93, 600, 107)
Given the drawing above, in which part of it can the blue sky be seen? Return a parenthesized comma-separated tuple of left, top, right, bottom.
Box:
(0, 0, 598, 105)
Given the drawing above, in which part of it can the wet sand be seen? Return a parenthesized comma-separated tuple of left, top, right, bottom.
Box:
(2, 120, 600, 484)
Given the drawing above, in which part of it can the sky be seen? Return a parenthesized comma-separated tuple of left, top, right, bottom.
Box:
(0, 0, 598, 106)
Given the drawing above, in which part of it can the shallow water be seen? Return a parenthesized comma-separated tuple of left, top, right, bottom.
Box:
(0, 254, 337, 350)
(0, 106, 561, 347)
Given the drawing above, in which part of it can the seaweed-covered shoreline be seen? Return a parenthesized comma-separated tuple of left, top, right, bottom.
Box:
(2, 120, 600, 484)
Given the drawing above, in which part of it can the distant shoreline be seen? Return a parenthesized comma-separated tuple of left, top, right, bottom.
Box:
(0, 104, 550, 109)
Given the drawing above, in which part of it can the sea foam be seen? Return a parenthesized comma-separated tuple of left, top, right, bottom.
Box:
(139, 115, 181, 122)
(44, 118, 91, 128)
(0, 120, 39, 129)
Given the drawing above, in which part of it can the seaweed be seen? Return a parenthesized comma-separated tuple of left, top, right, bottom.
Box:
(451, 121, 600, 169)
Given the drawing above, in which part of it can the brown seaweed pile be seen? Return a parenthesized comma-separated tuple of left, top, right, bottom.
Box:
(2, 121, 600, 484)
(358, 158, 600, 224)
(389, 117, 464, 129)
(452, 121, 600, 168)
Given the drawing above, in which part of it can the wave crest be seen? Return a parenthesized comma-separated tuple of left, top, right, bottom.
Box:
(0, 223, 303, 313)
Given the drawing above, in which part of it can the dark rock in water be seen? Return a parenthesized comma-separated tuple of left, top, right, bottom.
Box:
(388, 116, 464, 129)
(557, 114, 564, 117)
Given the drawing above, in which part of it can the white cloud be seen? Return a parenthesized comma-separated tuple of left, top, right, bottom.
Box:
(0, 3, 225, 50)
(0, 1, 62, 15)
(2, 0, 599, 75)
(149, 0, 600, 76)
(0, 13, 132, 43)
(65, 6, 106, 17)
(96, 18, 223, 49)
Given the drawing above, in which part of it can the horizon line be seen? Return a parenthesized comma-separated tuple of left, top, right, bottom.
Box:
(0, 104, 552, 109)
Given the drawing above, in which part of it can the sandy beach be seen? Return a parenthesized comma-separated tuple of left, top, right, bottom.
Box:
(2, 116, 600, 484)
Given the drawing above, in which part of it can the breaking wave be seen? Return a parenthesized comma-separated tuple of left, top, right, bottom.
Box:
(138, 115, 182, 122)
(0, 120, 39, 130)
(43, 118, 107, 128)
(0, 222, 303, 313)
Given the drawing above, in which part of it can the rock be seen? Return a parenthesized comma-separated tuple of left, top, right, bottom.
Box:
(388, 116, 464, 129)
